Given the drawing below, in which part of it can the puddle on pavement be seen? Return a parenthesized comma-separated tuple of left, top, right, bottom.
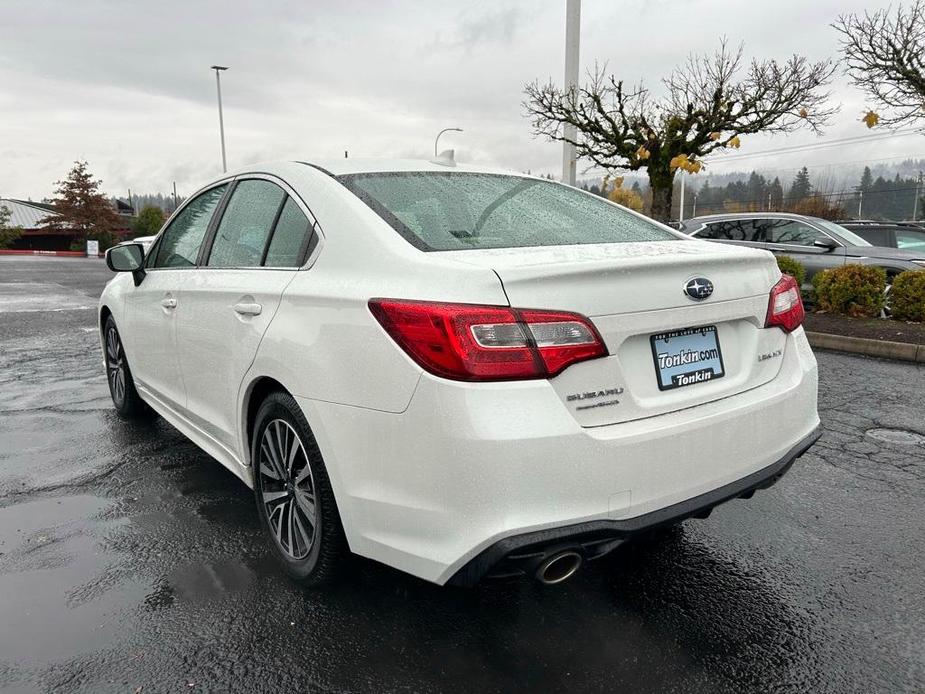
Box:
(865, 428, 925, 446)
(0, 494, 148, 663)
(159, 560, 256, 603)
(0, 282, 95, 313)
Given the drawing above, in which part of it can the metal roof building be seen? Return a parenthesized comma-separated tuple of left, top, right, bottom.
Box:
(0, 199, 59, 229)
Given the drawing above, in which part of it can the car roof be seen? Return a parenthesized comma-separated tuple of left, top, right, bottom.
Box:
(839, 220, 925, 228)
(293, 158, 522, 177)
(682, 212, 823, 225)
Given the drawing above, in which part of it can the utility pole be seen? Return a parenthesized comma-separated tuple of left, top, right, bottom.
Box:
(692, 193, 697, 218)
(211, 65, 229, 173)
(561, 0, 580, 186)
(768, 191, 772, 211)
(913, 171, 923, 222)
(858, 190, 863, 219)
(172, 181, 178, 212)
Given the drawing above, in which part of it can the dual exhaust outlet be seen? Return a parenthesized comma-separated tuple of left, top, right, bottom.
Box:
(534, 550, 583, 585)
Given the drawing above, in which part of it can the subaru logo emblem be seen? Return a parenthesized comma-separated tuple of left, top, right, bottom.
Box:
(684, 277, 714, 301)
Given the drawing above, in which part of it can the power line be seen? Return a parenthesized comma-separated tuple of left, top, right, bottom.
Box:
(582, 128, 922, 178)
(705, 128, 922, 164)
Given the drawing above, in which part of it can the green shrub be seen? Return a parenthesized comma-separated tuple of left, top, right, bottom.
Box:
(812, 264, 886, 318)
(776, 255, 806, 287)
(890, 270, 925, 322)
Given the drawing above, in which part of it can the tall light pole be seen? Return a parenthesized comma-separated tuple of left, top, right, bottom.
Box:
(561, 0, 581, 186)
(434, 127, 463, 156)
(211, 65, 229, 172)
(678, 170, 686, 222)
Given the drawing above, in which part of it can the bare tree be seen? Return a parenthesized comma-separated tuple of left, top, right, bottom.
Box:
(834, 1, 925, 129)
(524, 41, 835, 222)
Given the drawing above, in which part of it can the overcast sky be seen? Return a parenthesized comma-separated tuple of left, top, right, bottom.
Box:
(1, 0, 921, 200)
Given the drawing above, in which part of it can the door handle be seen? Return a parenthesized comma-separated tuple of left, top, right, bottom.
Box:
(233, 302, 262, 316)
(161, 297, 177, 309)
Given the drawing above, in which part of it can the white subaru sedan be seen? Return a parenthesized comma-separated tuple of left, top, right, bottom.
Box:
(100, 159, 820, 587)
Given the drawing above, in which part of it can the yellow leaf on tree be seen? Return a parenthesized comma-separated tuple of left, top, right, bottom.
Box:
(709, 132, 722, 141)
(636, 145, 650, 160)
(799, 108, 808, 118)
(685, 160, 703, 174)
(727, 136, 741, 149)
(669, 154, 689, 171)
(863, 110, 880, 128)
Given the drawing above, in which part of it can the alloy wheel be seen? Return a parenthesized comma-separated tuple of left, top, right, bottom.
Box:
(105, 326, 126, 405)
(258, 419, 317, 560)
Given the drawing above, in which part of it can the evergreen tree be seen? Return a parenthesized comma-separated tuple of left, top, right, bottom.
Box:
(746, 171, 768, 207)
(788, 167, 813, 201)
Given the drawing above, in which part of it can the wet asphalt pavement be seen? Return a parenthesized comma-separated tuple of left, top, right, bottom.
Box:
(0, 256, 923, 694)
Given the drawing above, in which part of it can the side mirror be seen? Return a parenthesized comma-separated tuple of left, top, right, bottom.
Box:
(106, 243, 146, 285)
(813, 237, 838, 252)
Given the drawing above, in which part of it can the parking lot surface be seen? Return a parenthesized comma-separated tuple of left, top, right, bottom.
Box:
(1, 256, 923, 693)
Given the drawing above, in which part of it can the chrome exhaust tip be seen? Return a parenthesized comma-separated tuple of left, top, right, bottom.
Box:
(535, 551, 582, 585)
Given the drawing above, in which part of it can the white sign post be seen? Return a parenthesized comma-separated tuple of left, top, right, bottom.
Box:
(86, 239, 99, 258)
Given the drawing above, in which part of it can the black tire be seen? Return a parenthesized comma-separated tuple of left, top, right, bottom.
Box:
(251, 391, 349, 586)
(103, 315, 148, 419)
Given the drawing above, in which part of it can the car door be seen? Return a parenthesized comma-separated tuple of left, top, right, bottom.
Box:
(123, 183, 229, 411)
(175, 176, 317, 456)
(763, 218, 846, 290)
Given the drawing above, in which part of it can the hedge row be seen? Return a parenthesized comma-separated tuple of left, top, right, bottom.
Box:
(776, 255, 924, 321)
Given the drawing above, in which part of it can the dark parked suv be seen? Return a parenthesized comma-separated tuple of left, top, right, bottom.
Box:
(679, 213, 925, 293)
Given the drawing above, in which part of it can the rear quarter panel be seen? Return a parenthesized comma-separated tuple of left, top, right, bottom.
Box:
(242, 162, 511, 414)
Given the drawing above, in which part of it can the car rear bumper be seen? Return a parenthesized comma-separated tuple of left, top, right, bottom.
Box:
(446, 425, 820, 586)
(299, 328, 820, 585)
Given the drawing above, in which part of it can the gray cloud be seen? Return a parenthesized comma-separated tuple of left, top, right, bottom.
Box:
(0, 0, 917, 200)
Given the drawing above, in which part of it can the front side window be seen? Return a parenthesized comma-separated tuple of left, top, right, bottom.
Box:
(699, 220, 752, 241)
(766, 220, 828, 246)
(207, 180, 286, 268)
(337, 172, 676, 251)
(151, 185, 227, 268)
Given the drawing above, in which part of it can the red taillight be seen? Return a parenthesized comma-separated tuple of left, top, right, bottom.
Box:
(765, 274, 805, 333)
(368, 299, 607, 381)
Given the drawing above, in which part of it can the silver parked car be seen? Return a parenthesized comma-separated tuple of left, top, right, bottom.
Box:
(679, 212, 925, 293)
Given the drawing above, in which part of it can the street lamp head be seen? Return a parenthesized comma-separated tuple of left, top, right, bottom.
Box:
(211, 65, 229, 71)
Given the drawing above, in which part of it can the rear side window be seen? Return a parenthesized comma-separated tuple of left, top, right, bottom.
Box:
(207, 180, 286, 267)
(337, 172, 675, 251)
(854, 227, 892, 247)
(264, 197, 312, 267)
(152, 184, 227, 268)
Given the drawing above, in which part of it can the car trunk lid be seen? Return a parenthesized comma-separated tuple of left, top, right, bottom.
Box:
(434, 240, 787, 426)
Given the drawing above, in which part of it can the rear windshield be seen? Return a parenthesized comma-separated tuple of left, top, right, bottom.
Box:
(337, 172, 676, 251)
